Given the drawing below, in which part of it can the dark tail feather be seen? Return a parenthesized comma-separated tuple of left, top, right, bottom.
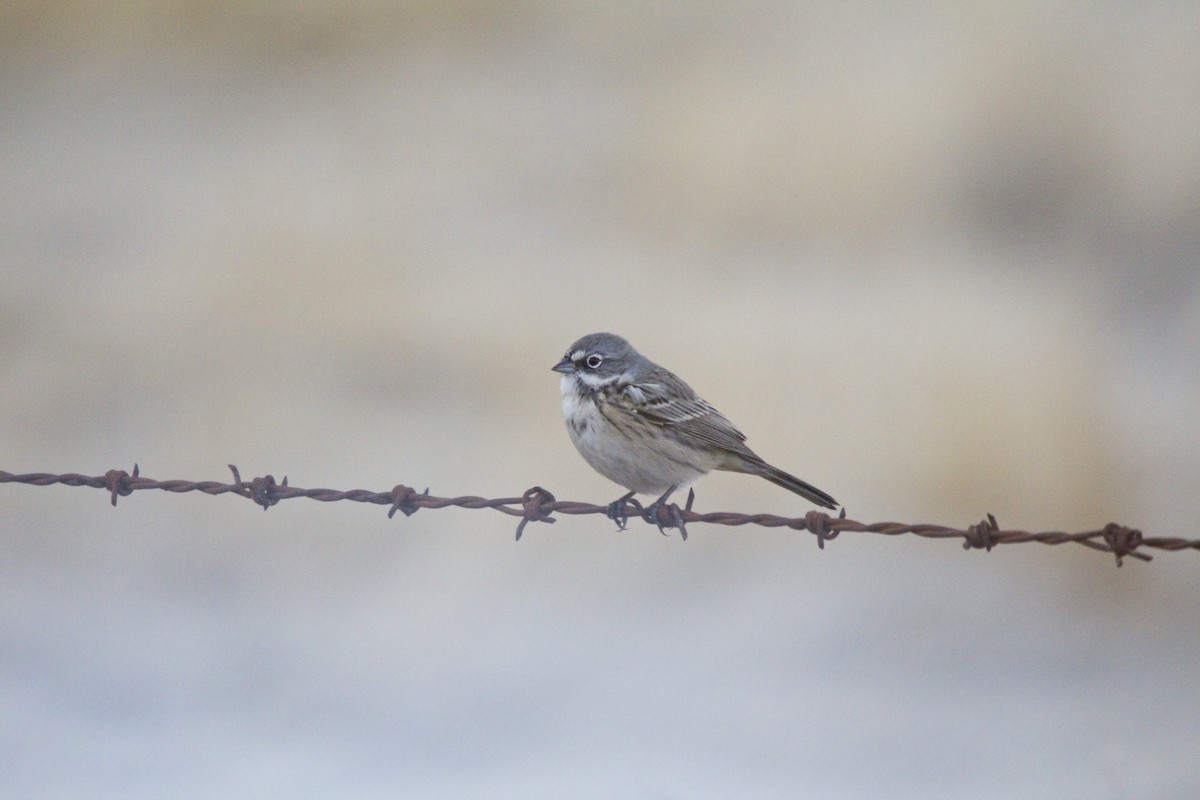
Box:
(756, 462, 838, 510)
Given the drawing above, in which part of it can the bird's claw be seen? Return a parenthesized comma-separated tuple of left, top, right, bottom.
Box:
(643, 496, 688, 541)
(608, 486, 690, 540)
(606, 490, 639, 531)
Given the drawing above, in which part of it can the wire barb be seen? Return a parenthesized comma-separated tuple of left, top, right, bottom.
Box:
(387, 485, 428, 518)
(104, 463, 139, 507)
(1102, 523, 1144, 567)
(228, 464, 286, 510)
(515, 486, 557, 541)
(964, 513, 999, 552)
(1, 466, 1194, 566)
(806, 510, 839, 550)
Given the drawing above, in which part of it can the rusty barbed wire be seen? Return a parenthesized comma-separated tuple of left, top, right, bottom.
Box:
(2, 465, 1195, 567)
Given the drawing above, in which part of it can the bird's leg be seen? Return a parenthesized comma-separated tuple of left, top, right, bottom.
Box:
(606, 489, 638, 531)
(642, 484, 687, 539)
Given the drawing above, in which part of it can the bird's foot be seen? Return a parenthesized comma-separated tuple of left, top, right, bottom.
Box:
(642, 485, 690, 541)
(606, 490, 639, 531)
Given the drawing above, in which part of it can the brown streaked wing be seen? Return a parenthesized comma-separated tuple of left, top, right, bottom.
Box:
(613, 378, 757, 458)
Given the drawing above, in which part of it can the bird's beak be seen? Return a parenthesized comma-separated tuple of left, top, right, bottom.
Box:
(551, 357, 574, 374)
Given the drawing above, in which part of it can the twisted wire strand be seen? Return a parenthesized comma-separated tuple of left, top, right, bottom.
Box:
(2, 465, 1193, 567)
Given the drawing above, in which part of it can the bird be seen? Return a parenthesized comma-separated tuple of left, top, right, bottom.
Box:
(552, 332, 837, 532)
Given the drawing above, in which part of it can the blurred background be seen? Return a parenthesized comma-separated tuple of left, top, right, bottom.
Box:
(2, 2, 1198, 797)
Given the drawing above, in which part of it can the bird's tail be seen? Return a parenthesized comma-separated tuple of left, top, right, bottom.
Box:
(754, 461, 838, 510)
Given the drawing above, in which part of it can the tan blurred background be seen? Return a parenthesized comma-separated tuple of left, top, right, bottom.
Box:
(2, 2, 1198, 797)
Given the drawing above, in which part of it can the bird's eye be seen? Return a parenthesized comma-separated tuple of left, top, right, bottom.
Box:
(585, 354, 603, 370)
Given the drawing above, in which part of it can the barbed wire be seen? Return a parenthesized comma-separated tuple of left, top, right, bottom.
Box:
(2, 464, 1195, 567)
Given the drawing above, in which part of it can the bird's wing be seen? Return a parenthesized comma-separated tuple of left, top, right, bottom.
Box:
(614, 378, 758, 458)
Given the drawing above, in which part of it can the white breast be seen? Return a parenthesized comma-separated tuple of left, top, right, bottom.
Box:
(558, 375, 708, 495)
(560, 375, 588, 421)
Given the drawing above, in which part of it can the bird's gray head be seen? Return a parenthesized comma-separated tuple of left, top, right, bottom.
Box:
(552, 332, 640, 386)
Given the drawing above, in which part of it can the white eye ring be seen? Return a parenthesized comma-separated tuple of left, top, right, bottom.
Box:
(585, 354, 603, 369)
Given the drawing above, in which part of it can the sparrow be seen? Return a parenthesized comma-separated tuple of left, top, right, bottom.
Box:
(553, 332, 837, 532)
